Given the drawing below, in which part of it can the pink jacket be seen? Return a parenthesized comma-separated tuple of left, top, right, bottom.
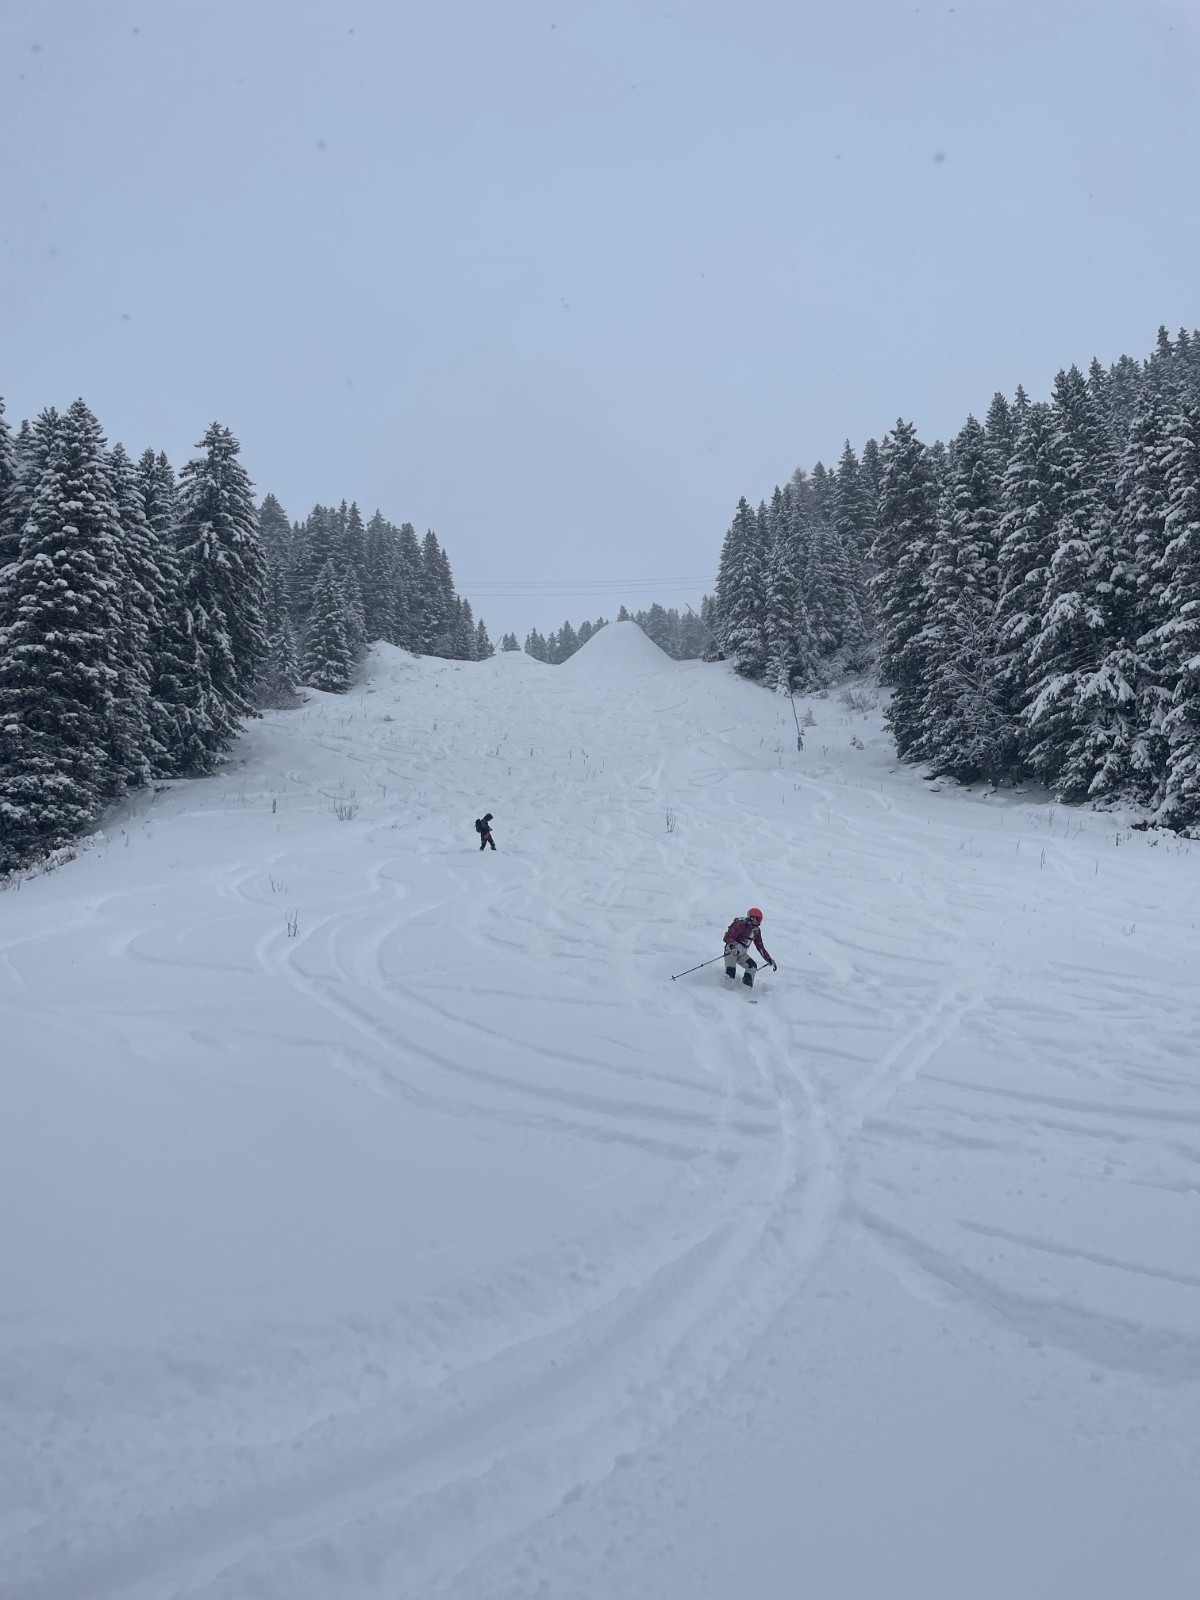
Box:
(724, 918, 773, 964)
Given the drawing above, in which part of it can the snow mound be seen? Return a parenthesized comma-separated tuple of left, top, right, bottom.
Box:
(557, 619, 673, 677)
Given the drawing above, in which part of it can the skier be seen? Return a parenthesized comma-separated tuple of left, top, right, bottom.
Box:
(475, 813, 496, 851)
(723, 906, 776, 988)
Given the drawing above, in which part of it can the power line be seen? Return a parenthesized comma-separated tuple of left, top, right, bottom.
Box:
(458, 574, 717, 591)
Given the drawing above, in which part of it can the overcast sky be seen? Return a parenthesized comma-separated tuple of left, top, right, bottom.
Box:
(2, 0, 1198, 640)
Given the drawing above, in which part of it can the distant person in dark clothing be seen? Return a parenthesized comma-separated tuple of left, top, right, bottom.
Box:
(475, 813, 496, 851)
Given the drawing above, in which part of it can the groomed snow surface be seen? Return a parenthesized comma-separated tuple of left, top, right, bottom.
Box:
(4, 621, 1199, 1600)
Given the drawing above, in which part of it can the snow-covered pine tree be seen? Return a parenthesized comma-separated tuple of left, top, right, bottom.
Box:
(993, 400, 1061, 768)
(984, 391, 1017, 476)
(860, 437, 883, 520)
(392, 522, 422, 648)
(678, 606, 711, 659)
(363, 512, 399, 644)
(257, 560, 301, 707)
(302, 559, 354, 691)
(805, 464, 863, 667)
(176, 422, 268, 725)
(714, 497, 767, 677)
(0, 399, 15, 596)
(419, 531, 457, 656)
(763, 483, 815, 692)
(873, 420, 939, 758)
(832, 442, 869, 566)
(1152, 402, 1200, 831)
(637, 602, 677, 655)
(832, 440, 875, 642)
(0, 408, 60, 630)
(1106, 355, 1145, 443)
(340, 564, 367, 660)
(1147, 326, 1182, 406)
(257, 493, 293, 570)
(475, 617, 494, 658)
(289, 505, 338, 633)
(919, 416, 1006, 779)
(106, 443, 160, 788)
(1022, 368, 1123, 799)
(500, 632, 520, 652)
(341, 502, 366, 577)
(524, 628, 548, 660)
(455, 598, 477, 660)
(136, 448, 203, 773)
(1116, 394, 1175, 798)
(0, 399, 126, 867)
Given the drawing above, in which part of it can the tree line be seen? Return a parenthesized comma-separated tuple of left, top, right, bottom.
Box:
(517, 603, 714, 664)
(261, 499, 491, 700)
(0, 396, 485, 872)
(711, 326, 1200, 833)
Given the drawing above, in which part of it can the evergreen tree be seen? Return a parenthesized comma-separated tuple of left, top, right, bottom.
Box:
(919, 416, 1006, 779)
(0, 398, 16, 597)
(290, 505, 335, 630)
(873, 420, 939, 757)
(176, 422, 267, 728)
(137, 448, 202, 772)
(1153, 403, 1200, 830)
(420, 531, 457, 655)
(557, 619, 579, 660)
(257, 560, 301, 706)
(393, 522, 423, 648)
(859, 437, 883, 522)
(475, 616, 494, 658)
(678, 607, 711, 659)
(105, 443, 158, 788)
(715, 497, 767, 676)
(455, 597, 477, 660)
(984, 391, 1017, 474)
(500, 632, 520, 652)
(341, 501, 366, 575)
(833, 440, 875, 639)
(303, 559, 354, 691)
(1022, 368, 1122, 798)
(363, 512, 399, 643)
(0, 399, 126, 866)
(1118, 395, 1175, 797)
(0, 409, 60, 629)
(994, 400, 1062, 762)
(524, 628, 548, 660)
(340, 564, 367, 659)
(257, 493, 293, 569)
(763, 484, 814, 692)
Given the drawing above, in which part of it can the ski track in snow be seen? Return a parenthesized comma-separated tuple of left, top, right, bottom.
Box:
(3, 626, 1200, 1599)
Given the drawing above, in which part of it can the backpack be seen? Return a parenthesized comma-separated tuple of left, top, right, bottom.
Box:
(475, 818, 485, 834)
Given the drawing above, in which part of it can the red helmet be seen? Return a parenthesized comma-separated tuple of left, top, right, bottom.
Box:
(747, 907, 763, 924)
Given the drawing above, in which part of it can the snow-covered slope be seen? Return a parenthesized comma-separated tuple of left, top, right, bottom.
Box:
(4, 621, 1199, 1600)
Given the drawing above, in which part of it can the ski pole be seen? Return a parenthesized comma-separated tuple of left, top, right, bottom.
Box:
(671, 955, 724, 981)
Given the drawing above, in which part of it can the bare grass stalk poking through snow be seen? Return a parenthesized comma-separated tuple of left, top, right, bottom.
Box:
(839, 686, 879, 714)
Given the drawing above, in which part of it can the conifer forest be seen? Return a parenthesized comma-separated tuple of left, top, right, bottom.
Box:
(711, 326, 1200, 833)
(4, 326, 1200, 875)
(0, 399, 487, 871)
